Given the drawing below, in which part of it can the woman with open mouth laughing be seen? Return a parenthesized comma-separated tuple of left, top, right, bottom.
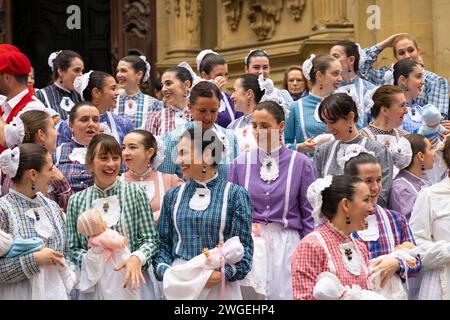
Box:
(56, 102, 100, 193)
(313, 93, 394, 207)
(57, 71, 133, 146)
(344, 151, 421, 295)
(67, 134, 160, 300)
(121, 130, 183, 223)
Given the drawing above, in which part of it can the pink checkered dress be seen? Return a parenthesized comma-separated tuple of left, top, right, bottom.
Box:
(291, 222, 370, 300)
(144, 106, 192, 137)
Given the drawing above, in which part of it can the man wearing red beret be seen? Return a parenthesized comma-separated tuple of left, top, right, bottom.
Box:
(0, 46, 46, 153)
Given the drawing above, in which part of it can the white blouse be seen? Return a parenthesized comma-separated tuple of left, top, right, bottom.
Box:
(409, 176, 450, 299)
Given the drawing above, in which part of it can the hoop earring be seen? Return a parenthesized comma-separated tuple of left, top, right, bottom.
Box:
(346, 215, 351, 225)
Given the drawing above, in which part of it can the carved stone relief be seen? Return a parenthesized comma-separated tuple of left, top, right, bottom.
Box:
(124, 0, 152, 38)
(221, 0, 243, 32)
(247, 0, 284, 41)
(286, 0, 306, 21)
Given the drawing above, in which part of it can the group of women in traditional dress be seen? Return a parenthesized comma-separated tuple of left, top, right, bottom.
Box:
(0, 31, 449, 300)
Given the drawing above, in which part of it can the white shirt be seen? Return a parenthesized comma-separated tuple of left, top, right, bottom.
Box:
(409, 176, 450, 299)
(1, 89, 29, 120)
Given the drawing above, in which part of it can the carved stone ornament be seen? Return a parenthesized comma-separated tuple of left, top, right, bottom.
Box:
(286, 0, 306, 21)
(124, 0, 152, 38)
(247, 0, 284, 41)
(221, 0, 243, 32)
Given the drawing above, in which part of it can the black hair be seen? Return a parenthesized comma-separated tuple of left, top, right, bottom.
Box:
(82, 71, 113, 102)
(127, 130, 158, 163)
(344, 152, 380, 177)
(321, 175, 364, 221)
(189, 81, 221, 106)
(52, 50, 83, 81)
(335, 40, 360, 73)
(86, 134, 122, 165)
(393, 60, 421, 86)
(120, 55, 149, 83)
(68, 101, 97, 124)
(199, 53, 227, 75)
(404, 134, 427, 170)
(154, 78, 162, 91)
(12, 144, 49, 183)
(254, 101, 286, 124)
(238, 73, 265, 104)
(180, 128, 224, 167)
(164, 66, 193, 89)
(245, 49, 270, 67)
(13, 74, 29, 85)
(319, 93, 359, 124)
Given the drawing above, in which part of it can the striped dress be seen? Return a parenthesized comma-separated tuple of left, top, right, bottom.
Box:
(35, 83, 81, 120)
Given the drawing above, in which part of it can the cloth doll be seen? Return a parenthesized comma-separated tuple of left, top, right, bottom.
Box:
(76, 209, 137, 300)
(417, 104, 446, 145)
(163, 236, 245, 300)
(313, 272, 386, 300)
(0, 229, 77, 300)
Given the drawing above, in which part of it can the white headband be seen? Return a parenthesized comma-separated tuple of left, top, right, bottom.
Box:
(337, 144, 375, 169)
(392, 137, 413, 170)
(244, 49, 268, 66)
(139, 56, 151, 82)
(48, 50, 62, 70)
(196, 49, 219, 72)
(302, 54, 316, 81)
(258, 74, 290, 121)
(0, 147, 20, 178)
(307, 175, 333, 225)
(73, 71, 94, 101)
(151, 136, 166, 170)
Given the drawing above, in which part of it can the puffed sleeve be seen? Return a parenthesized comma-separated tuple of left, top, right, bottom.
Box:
(152, 187, 178, 280)
(291, 235, 327, 300)
(298, 155, 316, 238)
(224, 184, 254, 282)
(409, 188, 450, 270)
(284, 101, 298, 150)
(0, 204, 40, 284)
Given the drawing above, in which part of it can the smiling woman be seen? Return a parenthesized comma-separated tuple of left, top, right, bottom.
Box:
(67, 134, 160, 300)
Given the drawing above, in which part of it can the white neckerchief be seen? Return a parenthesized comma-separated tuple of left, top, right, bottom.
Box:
(173, 177, 231, 254)
(323, 137, 368, 176)
(160, 105, 187, 136)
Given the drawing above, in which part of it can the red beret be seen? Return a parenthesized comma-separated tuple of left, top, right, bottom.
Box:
(0, 44, 20, 53)
(0, 50, 31, 75)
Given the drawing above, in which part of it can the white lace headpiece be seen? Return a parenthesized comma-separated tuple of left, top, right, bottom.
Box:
(307, 175, 333, 225)
(4, 117, 25, 148)
(73, 71, 94, 102)
(196, 49, 219, 72)
(139, 56, 151, 82)
(258, 74, 290, 121)
(392, 137, 413, 170)
(0, 147, 20, 178)
(436, 135, 450, 169)
(356, 43, 367, 72)
(48, 50, 62, 70)
(302, 54, 316, 81)
(383, 68, 395, 85)
(337, 144, 375, 169)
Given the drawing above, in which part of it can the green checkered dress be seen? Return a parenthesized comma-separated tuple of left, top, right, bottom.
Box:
(67, 180, 160, 271)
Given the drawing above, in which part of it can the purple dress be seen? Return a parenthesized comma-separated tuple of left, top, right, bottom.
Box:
(217, 92, 243, 129)
(388, 170, 431, 221)
(227, 146, 316, 238)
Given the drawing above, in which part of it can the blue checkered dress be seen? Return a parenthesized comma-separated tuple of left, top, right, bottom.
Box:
(115, 92, 162, 129)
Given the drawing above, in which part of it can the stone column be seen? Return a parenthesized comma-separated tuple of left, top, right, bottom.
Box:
(165, 0, 203, 58)
(313, 0, 352, 31)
